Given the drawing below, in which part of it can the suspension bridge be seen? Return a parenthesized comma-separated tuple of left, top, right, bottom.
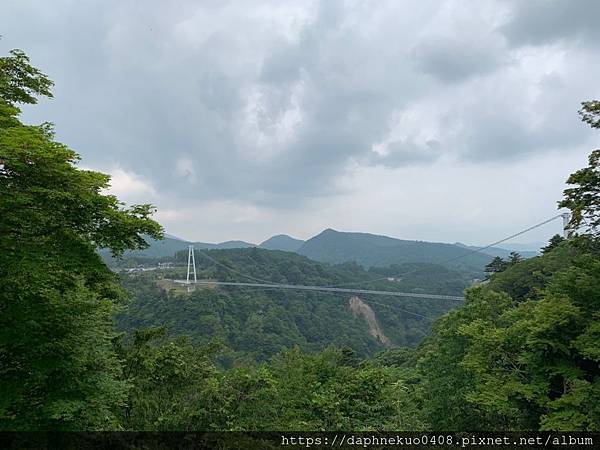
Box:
(172, 280, 466, 301)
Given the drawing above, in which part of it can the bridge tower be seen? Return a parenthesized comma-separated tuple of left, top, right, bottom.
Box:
(560, 212, 572, 239)
(186, 245, 197, 284)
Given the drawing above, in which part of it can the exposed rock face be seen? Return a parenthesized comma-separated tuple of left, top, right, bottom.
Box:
(349, 296, 391, 347)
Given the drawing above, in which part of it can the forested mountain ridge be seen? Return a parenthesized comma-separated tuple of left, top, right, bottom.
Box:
(297, 228, 493, 273)
(100, 229, 541, 277)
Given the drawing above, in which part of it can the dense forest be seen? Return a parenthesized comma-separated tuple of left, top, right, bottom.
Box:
(116, 249, 468, 362)
(1, 50, 600, 433)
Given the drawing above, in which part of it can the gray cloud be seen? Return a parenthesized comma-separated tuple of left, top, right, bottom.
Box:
(501, 0, 600, 48)
(366, 139, 441, 168)
(412, 36, 509, 82)
(1, 0, 599, 242)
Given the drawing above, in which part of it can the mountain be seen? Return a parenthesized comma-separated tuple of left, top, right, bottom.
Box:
(259, 234, 305, 252)
(106, 236, 190, 259)
(214, 240, 255, 249)
(297, 229, 492, 274)
(454, 243, 539, 259)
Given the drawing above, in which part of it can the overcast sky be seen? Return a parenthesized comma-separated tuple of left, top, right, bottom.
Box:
(2, 0, 599, 245)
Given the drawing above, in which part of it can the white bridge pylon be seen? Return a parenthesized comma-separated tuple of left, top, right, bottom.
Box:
(186, 245, 197, 284)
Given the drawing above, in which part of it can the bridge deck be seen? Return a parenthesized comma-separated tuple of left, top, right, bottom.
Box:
(170, 279, 465, 301)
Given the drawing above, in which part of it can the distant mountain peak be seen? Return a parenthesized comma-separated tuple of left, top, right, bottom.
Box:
(315, 228, 344, 237)
(259, 234, 305, 252)
(297, 228, 492, 271)
(212, 240, 256, 249)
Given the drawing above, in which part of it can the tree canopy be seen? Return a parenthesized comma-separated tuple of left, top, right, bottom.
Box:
(0, 49, 162, 430)
(559, 101, 600, 238)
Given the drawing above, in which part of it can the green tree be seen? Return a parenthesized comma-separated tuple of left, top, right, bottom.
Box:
(542, 234, 565, 254)
(460, 255, 600, 430)
(508, 251, 522, 265)
(219, 347, 402, 431)
(116, 327, 223, 430)
(0, 49, 53, 129)
(486, 243, 579, 302)
(0, 49, 162, 430)
(417, 287, 515, 430)
(579, 100, 600, 129)
(484, 256, 508, 278)
(416, 120, 600, 430)
(560, 149, 600, 238)
(559, 101, 600, 238)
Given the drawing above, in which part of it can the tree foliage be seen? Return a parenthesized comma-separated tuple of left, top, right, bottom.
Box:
(484, 256, 509, 278)
(579, 100, 600, 129)
(0, 49, 162, 430)
(542, 234, 565, 254)
(559, 101, 600, 238)
(461, 254, 600, 430)
(417, 240, 600, 431)
(560, 149, 600, 238)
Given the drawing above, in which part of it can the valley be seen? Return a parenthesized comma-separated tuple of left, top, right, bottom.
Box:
(115, 247, 469, 362)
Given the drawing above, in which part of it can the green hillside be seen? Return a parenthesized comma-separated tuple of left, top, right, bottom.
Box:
(297, 229, 492, 274)
(116, 248, 467, 362)
(214, 240, 256, 249)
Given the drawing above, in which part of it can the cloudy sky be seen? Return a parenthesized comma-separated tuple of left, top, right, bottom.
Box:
(2, 0, 599, 245)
